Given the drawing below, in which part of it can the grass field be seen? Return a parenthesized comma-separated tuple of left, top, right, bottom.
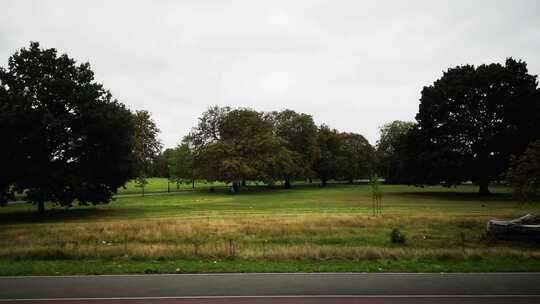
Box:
(1, 179, 540, 275)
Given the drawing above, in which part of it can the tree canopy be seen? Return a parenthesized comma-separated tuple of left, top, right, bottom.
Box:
(187, 107, 375, 190)
(408, 58, 540, 194)
(312, 125, 343, 187)
(508, 140, 540, 201)
(0, 42, 135, 213)
(268, 109, 318, 188)
(339, 132, 376, 183)
(169, 140, 194, 186)
(132, 110, 162, 194)
(190, 107, 292, 191)
(376, 121, 416, 183)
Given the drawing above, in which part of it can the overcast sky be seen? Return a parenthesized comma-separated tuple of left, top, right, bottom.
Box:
(2, 0, 539, 148)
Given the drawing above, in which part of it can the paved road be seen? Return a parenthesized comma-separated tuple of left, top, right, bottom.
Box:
(1, 273, 539, 303)
(2, 297, 540, 304)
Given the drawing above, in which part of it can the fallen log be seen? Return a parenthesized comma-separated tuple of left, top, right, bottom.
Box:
(487, 214, 540, 241)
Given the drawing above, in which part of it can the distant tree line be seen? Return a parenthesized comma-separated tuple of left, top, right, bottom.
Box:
(150, 107, 376, 191)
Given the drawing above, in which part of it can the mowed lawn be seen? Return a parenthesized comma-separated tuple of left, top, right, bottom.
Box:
(1, 180, 540, 275)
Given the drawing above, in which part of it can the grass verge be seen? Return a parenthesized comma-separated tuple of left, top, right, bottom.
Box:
(2, 258, 540, 276)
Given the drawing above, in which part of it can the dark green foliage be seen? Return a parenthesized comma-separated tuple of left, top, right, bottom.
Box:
(390, 228, 406, 244)
(339, 132, 376, 183)
(508, 140, 540, 201)
(406, 58, 540, 194)
(268, 109, 319, 188)
(132, 110, 162, 192)
(0, 42, 135, 212)
(313, 125, 343, 186)
(150, 148, 173, 178)
(376, 121, 415, 183)
(169, 141, 194, 186)
(190, 106, 293, 190)
(313, 127, 376, 186)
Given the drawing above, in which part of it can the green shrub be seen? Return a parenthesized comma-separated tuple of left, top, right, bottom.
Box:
(390, 228, 406, 244)
(508, 140, 540, 202)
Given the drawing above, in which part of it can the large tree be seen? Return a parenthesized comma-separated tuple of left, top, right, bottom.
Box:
(0, 42, 135, 213)
(191, 106, 292, 191)
(268, 109, 318, 188)
(414, 58, 540, 194)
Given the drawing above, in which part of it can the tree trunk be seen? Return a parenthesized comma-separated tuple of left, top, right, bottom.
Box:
(192, 178, 195, 189)
(232, 182, 240, 193)
(348, 178, 354, 184)
(321, 177, 327, 187)
(309, 178, 312, 184)
(284, 178, 291, 189)
(142, 185, 145, 197)
(167, 180, 170, 193)
(479, 178, 490, 195)
(242, 179, 246, 187)
(37, 200, 45, 215)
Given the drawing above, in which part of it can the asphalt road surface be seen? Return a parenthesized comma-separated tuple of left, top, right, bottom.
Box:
(1, 273, 539, 303)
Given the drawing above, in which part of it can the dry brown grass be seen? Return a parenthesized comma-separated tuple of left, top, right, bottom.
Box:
(1, 214, 538, 261)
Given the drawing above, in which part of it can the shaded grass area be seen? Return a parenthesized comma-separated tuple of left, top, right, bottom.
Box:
(2, 258, 540, 276)
(1, 183, 539, 274)
(117, 178, 233, 195)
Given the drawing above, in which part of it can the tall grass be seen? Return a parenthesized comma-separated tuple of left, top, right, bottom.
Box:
(2, 215, 538, 261)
